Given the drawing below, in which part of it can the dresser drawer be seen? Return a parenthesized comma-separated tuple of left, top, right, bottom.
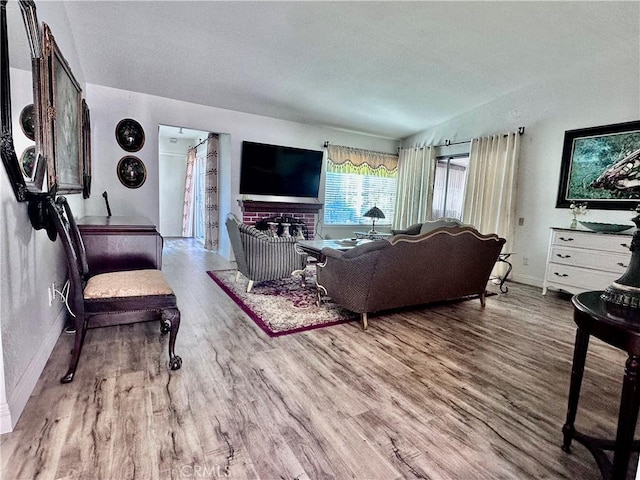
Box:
(545, 263, 621, 291)
(550, 246, 630, 273)
(552, 230, 632, 254)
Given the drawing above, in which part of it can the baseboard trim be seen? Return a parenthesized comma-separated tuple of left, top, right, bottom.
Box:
(511, 273, 543, 289)
(1, 309, 66, 434)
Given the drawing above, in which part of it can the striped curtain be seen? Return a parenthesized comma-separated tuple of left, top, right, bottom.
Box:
(393, 146, 436, 229)
(204, 133, 219, 250)
(181, 147, 196, 237)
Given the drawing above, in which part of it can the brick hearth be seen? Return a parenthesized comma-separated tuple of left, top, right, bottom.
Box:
(238, 200, 323, 239)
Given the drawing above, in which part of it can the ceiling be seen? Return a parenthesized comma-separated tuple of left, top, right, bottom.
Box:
(10, 1, 640, 139)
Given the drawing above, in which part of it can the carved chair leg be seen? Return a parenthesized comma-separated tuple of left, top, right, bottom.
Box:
(163, 308, 182, 371)
(61, 314, 89, 383)
(246, 280, 254, 293)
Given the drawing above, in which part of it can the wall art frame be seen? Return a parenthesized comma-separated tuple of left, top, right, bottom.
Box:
(43, 22, 83, 194)
(556, 120, 640, 210)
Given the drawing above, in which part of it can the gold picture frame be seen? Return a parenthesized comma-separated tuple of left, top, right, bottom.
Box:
(43, 22, 83, 193)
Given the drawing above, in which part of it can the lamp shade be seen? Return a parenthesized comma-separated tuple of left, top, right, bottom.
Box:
(363, 206, 385, 234)
(364, 206, 385, 219)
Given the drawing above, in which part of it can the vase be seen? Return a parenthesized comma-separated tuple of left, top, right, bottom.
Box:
(570, 218, 577, 229)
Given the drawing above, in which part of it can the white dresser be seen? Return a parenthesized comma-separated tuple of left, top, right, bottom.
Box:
(542, 227, 632, 295)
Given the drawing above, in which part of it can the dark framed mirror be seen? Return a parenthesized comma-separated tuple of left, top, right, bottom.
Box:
(1, 0, 47, 201)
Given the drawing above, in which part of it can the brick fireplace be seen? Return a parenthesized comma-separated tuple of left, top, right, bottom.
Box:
(238, 200, 323, 239)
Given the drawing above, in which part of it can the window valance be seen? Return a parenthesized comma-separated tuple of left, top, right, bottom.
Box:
(327, 145, 398, 178)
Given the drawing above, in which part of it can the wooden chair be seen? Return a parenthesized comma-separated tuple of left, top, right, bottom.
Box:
(47, 196, 182, 383)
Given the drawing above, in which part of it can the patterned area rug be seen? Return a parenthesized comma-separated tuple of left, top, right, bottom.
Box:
(207, 268, 358, 337)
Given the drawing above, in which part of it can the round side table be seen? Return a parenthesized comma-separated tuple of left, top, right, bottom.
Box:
(562, 291, 640, 479)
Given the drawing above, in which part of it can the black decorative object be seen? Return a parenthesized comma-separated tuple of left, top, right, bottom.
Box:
(20, 145, 36, 177)
(117, 155, 146, 188)
(19, 103, 35, 140)
(115, 118, 145, 152)
(602, 206, 640, 309)
(81, 99, 91, 198)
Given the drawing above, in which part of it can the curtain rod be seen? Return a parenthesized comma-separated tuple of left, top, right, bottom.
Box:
(190, 134, 213, 151)
(323, 141, 398, 157)
(432, 126, 525, 149)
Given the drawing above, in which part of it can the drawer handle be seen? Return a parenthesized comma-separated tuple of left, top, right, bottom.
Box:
(554, 272, 569, 277)
(559, 237, 574, 242)
(618, 262, 628, 268)
(556, 254, 571, 258)
(621, 243, 630, 248)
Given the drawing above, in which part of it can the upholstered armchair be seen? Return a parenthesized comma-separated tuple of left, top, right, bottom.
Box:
(225, 214, 307, 292)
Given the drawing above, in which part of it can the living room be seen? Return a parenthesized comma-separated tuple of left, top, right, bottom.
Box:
(1, 1, 639, 478)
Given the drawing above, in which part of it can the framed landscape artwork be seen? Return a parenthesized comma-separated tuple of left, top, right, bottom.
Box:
(556, 120, 640, 210)
(43, 23, 83, 193)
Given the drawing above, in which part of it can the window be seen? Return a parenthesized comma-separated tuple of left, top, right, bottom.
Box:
(431, 156, 469, 220)
(323, 145, 398, 226)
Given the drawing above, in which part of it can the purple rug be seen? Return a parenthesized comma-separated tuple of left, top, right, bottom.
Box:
(207, 269, 358, 337)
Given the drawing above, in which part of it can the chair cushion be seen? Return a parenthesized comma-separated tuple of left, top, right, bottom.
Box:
(84, 269, 174, 299)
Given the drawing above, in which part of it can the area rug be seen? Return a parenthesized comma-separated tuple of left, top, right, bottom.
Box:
(207, 268, 359, 337)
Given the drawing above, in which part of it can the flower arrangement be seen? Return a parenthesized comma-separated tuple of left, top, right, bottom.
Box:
(569, 202, 588, 229)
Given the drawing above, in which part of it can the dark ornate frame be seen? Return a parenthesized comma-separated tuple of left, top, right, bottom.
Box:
(0, 0, 45, 201)
(43, 22, 83, 194)
(556, 120, 640, 210)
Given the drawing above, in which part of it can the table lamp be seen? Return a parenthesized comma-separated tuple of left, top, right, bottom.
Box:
(602, 206, 640, 309)
(364, 206, 385, 234)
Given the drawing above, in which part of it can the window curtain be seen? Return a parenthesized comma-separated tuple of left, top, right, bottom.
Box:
(204, 132, 219, 251)
(392, 146, 436, 229)
(462, 132, 520, 273)
(181, 147, 197, 237)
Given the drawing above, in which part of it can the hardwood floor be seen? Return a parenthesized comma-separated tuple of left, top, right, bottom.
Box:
(1, 238, 635, 479)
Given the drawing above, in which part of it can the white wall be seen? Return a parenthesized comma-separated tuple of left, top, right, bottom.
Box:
(158, 136, 193, 237)
(402, 47, 640, 287)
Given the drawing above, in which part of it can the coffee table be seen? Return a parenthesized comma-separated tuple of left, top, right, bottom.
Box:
(295, 239, 371, 261)
(293, 239, 372, 298)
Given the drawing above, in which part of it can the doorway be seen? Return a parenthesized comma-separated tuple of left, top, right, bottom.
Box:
(158, 125, 210, 239)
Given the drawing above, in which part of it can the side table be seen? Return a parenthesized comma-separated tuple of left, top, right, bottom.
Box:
(562, 291, 640, 479)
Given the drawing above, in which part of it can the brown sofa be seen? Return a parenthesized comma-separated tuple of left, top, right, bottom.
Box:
(316, 226, 506, 329)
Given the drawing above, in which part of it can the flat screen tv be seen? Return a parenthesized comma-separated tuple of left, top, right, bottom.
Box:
(239, 141, 323, 198)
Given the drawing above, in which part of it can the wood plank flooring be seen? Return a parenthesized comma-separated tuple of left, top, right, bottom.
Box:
(1, 238, 636, 479)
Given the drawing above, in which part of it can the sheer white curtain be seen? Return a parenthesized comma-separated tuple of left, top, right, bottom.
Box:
(393, 146, 436, 229)
(462, 131, 520, 253)
(181, 147, 197, 237)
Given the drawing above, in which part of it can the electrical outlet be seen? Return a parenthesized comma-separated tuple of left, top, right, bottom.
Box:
(522, 257, 529, 266)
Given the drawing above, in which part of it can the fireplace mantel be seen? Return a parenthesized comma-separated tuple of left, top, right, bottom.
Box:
(238, 200, 323, 214)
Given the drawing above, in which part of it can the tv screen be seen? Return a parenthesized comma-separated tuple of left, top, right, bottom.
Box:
(239, 141, 323, 198)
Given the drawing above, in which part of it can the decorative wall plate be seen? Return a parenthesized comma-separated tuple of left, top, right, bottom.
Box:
(115, 118, 145, 152)
(117, 155, 146, 188)
(21, 146, 36, 177)
(20, 104, 35, 140)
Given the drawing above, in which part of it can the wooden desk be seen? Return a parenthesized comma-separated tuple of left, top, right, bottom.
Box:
(77, 216, 163, 275)
(562, 291, 640, 479)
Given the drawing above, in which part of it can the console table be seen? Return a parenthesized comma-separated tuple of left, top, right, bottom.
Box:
(77, 216, 163, 275)
(562, 291, 640, 479)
